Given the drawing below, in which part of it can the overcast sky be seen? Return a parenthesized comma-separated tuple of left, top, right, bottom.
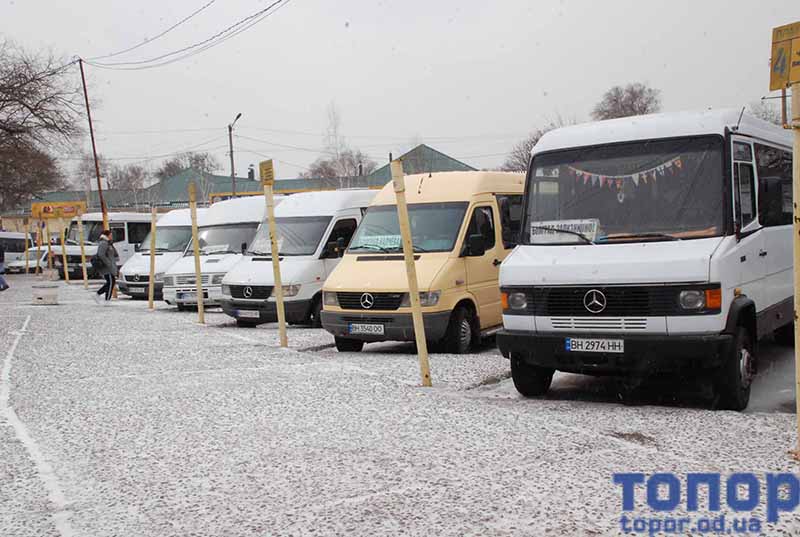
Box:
(4, 0, 797, 180)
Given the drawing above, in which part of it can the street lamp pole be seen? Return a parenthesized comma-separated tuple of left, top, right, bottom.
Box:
(228, 113, 242, 197)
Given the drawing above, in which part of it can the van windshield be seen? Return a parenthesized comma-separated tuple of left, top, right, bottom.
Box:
(67, 221, 103, 244)
(349, 202, 468, 253)
(247, 216, 332, 256)
(139, 226, 192, 253)
(525, 136, 725, 245)
(185, 223, 258, 256)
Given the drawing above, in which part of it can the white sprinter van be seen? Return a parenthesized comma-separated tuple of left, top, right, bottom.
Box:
(0, 232, 35, 264)
(118, 208, 206, 299)
(54, 212, 152, 279)
(163, 196, 276, 309)
(497, 109, 794, 411)
(219, 189, 377, 327)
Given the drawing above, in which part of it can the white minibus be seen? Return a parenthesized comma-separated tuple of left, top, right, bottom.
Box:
(497, 109, 794, 411)
(0, 231, 34, 264)
(163, 196, 278, 309)
(220, 189, 377, 327)
(118, 208, 207, 299)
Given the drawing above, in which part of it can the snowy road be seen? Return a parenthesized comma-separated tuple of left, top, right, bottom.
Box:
(1, 274, 799, 536)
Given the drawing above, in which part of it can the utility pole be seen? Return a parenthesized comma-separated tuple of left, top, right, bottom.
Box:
(228, 113, 242, 197)
(78, 59, 108, 229)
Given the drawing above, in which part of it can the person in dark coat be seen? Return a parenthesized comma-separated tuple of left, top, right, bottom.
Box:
(0, 242, 8, 291)
(94, 230, 119, 303)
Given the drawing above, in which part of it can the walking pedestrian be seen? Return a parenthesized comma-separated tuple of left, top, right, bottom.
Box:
(0, 241, 8, 291)
(93, 230, 119, 304)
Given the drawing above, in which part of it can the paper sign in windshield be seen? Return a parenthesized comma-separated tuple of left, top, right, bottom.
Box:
(530, 219, 599, 243)
(367, 235, 402, 250)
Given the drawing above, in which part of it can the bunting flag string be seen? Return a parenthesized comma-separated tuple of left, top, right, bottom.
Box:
(568, 156, 683, 189)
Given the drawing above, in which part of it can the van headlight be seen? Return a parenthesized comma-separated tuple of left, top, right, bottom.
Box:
(222, 284, 231, 296)
(272, 284, 301, 298)
(400, 291, 441, 307)
(163, 276, 174, 287)
(502, 291, 528, 311)
(678, 287, 721, 312)
(211, 274, 225, 285)
(154, 272, 165, 282)
(323, 291, 338, 306)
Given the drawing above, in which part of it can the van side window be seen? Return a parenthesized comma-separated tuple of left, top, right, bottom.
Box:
(465, 206, 496, 250)
(733, 142, 756, 228)
(127, 222, 150, 244)
(327, 218, 358, 249)
(756, 143, 793, 227)
(496, 195, 523, 248)
(110, 225, 126, 243)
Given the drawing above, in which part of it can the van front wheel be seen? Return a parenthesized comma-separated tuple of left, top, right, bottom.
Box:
(335, 337, 364, 352)
(439, 306, 474, 354)
(714, 326, 754, 411)
(510, 353, 554, 397)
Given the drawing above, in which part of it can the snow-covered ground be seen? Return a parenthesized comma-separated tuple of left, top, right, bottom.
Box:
(1, 274, 799, 536)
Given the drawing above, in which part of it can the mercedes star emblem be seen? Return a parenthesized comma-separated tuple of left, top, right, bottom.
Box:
(360, 292, 375, 309)
(243, 286, 254, 299)
(583, 289, 607, 314)
(133, 274, 140, 282)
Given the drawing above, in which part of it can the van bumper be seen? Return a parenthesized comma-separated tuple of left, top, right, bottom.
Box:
(320, 310, 452, 342)
(496, 330, 733, 376)
(119, 281, 163, 299)
(219, 298, 312, 324)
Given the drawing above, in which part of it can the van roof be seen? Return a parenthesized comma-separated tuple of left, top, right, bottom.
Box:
(77, 212, 152, 223)
(533, 109, 793, 156)
(203, 195, 271, 226)
(156, 208, 207, 227)
(370, 171, 524, 206)
(275, 189, 377, 217)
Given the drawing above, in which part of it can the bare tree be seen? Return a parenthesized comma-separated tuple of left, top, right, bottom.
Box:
(154, 151, 221, 181)
(747, 100, 787, 126)
(108, 163, 149, 190)
(592, 83, 662, 121)
(502, 116, 576, 172)
(0, 40, 82, 211)
(75, 151, 111, 192)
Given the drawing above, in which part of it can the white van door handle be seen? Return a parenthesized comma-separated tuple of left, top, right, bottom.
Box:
(492, 259, 502, 267)
(758, 250, 768, 257)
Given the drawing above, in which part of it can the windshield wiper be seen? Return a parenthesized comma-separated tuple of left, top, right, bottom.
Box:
(530, 226, 595, 245)
(412, 245, 431, 253)
(599, 232, 680, 243)
(349, 243, 394, 253)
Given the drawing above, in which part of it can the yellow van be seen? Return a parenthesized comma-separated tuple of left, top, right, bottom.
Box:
(320, 171, 525, 353)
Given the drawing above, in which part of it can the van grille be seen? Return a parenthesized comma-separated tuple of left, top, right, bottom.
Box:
(515, 286, 680, 317)
(230, 285, 273, 299)
(550, 317, 648, 330)
(337, 292, 404, 311)
(175, 274, 209, 286)
(124, 274, 149, 283)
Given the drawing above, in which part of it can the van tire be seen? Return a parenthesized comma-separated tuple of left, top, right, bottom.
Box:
(715, 326, 754, 411)
(775, 323, 794, 346)
(440, 306, 474, 354)
(510, 353, 554, 397)
(335, 337, 364, 352)
(309, 296, 323, 328)
(176, 304, 187, 312)
(236, 319, 258, 328)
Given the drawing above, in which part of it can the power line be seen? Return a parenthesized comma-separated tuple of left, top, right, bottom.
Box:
(86, 0, 218, 61)
(85, 0, 292, 71)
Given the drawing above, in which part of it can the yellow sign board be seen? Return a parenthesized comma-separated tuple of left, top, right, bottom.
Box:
(770, 21, 800, 90)
(31, 201, 87, 219)
(260, 160, 275, 186)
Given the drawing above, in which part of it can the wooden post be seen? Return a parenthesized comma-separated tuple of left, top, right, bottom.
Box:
(148, 207, 157, 310)
(188, 182, 205, 324)
(77, 215, 88, 289)
(260, 160, 288, 347)
(45, 219, 52, 270)
(59, 226, 70, 283)
(391, 159, 432, 387)
(791, 84, 800, 457)
(23, 220, 29, 273)
(35, 221, 43, 275)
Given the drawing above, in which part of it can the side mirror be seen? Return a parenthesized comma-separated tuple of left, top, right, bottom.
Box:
(465, 234, 486, 257)
(336, 237, 347, 257)
(322, 242, 338, 259)
(241, 242, 248, 254)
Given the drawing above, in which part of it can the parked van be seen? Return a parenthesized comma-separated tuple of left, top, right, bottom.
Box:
(52, 212, 152, 279)
(0, 231, 34, 264)
(4, 247, 47, 273)
(497, 109, 794, 411)
(220, 189, 377, 327)
(321, 171, 525, 353)
(119, 208, 206, 299)
(163, 196, 276, 309)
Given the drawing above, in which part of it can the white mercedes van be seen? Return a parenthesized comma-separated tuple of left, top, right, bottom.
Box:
(163, 196, 278, 309)
(220, 189, 377, 327)
(118, 208, 206, 299)
(497, 109, 794, 411)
